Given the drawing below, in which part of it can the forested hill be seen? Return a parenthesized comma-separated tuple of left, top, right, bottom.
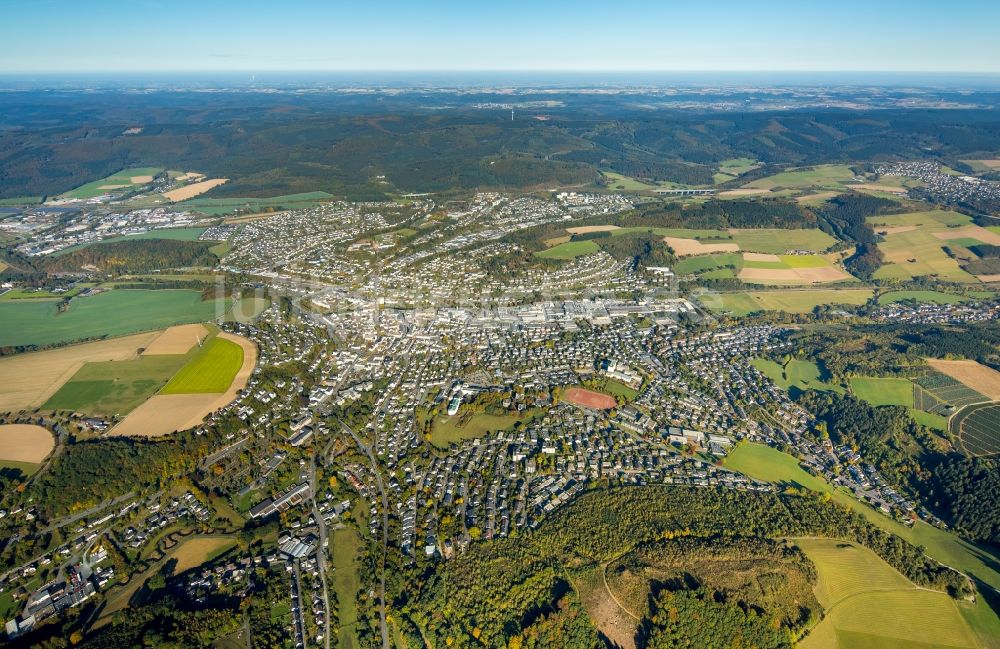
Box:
(42, 239, 218, 274)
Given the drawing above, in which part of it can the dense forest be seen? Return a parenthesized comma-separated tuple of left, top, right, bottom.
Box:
(812, 193, 900, 279)
(42, 239, 218, 275)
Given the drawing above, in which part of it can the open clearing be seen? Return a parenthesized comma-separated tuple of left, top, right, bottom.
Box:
(725, 443, 1000, 595)
(849, 377, 913, 407)
(110, 332, 256, 437)
(564, 387, 618, 409)
(63, 167, 162, 199)
(161, 336, 244, 394)
(534, 240, 599, 259)
(926, 359, 1000, 400)
(162, 178, 228, 202)
(0, 331, 158, 411)
(430, 411, 527, 448)
(951, 403, 1000, 457)
(662, 236, 738, 256)
(0, 424, 55, 464)
(0, 289, 225, 348)
(566, 225, 620, 234)
(170, 536, 236, 574)
(752, 359, 842, 394)
(706, 289, 874, 315)
(743, 164, 856, 191)
(796, 537, 980, 649)
(142, 323, 208, 355)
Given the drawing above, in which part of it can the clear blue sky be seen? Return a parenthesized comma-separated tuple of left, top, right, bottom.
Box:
(2, 0, 998, 73)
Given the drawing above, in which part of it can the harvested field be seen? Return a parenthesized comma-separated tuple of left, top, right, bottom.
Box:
(129, 175, 154, 184)
(926, 359, 1000, 400)
(662, 236, 739, 257)
(163, 178, 228, 202)
(97, 184, 128, 190)
(141, 324, 207, 355)
(0, 424, 55, 463)
(875, 225, 917, 235)
(977, 274, 1000, 282)
(109, 332, 256, 437)
(742, 252, 780, 262)
(717, 188, 771, 196)
(566, 225, 620, 234)
(0, 331, 158, 411)
(170, 536, 235, 574)
(738, 266, 851, 284)
(564, 387, 617, 410)
(850, 183, 909, 194)
(934, 225, 1000, 246)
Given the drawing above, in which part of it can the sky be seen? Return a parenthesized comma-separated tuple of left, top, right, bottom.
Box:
(1, 0, 999, 74)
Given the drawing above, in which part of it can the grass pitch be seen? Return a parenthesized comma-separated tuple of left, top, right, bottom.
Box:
(161, 336, 244, 394)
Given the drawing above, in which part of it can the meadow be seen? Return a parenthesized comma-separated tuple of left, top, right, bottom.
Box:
(877, 290, 969, 305)
(725, 443, 1000, 594)
(169, 535, 236, 575)
(43, 353, 191, 415)
(0, 289, 225, 347)
(743, 164, 856, 191)
(63, 167, 163, 199)
(752, 359, 843, 394)
(796, 538, 981, 649)
(181, 191, 334, 216)
(161, 336, 244, 394)
(849, 377, 913, 407)
(706, 289, 874, 315)
(332, 526, 363, 649)
(430, 411, 525, 448)
(533, 239, 599, 259)
(53, 227, 210, 256)
(729, 228, 835, 253)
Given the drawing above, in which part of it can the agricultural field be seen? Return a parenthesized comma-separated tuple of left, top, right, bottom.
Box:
(705, 289, 874, 315)
(0, 424, 55, 466)
(0, 331, 159, 411)
(43, 353, 191, 415)
(169, 536, 236, 574)
(742, 164, 856, 191)
(729, 228, 836, 254)
(0, 289, 226, 348)
(533, 239, 599, 259)
(662, 236, 737, 257)
(600, 171, 681, 191)
(961, 159, 1000, 172)
(926, 359, 1000, 401)
(752, 359, 843, 394)
(849, 377, 913, 407)
(877, 290, 969, 305)
(796, 537, 981, 649)
(52, 227, 210, 256)
(951, 403, 1000, 457)
(738, 253, 853, 285)
(142, 323, 208, 355)
(912, 372, 988, 415)
(181, 191, 334, 216)
(726, 443, 1000, 594)
(162, 178, 228, 202)
(712, 157, 761, 183)
(161, 336, 245, 394)
(62, 167, 163, 199)
(868, 211, 983, 283)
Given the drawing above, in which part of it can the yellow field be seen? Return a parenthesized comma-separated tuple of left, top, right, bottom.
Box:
(141, 324, 208, 355)
(170, 536, 235, 574)
(566, 225, 620, 234)
(110, 332, 257, 437)
(0, 331, 159, 411)
(663, 236, 739, 257)
(162, 178, 228, 202)
(869, 211, 980, 283)
(926, 358, 1000, 400)
(0, 424, 55, 463)
(796, 538, 981, 649)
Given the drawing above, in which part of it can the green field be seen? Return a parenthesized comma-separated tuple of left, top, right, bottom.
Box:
(744, 164, 856, 191)
(725, 443, 1000, 595)
(0, 290, 226, 347)
(706, 289, 874, 315)
(53, 227, 210, 256)
(675, 253, 743, 275)
(713, 158, 761, 183)
(752, 358, 843, 394)
(0, 460, 41, 478)
(332, 527, 363, 649)
(868, 210, 973, 228)
(877, 290, 970, 305)
(64, 167, 163, 199)
(533, 240, 600, 259)
(730, 229, 836, 254)
(0, 196, 42, 206)
(742, 254, 832, 269)
(430, 411, 526, 448)
(44, 354, 191, 415)
(161, 336, 243, 394)
(182, 191, 334, 216)
(796, 538, 982, 649)
(849, 377, 914, 407)
(600, 171, 683, 191)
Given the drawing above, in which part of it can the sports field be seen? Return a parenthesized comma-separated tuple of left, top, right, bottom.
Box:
(796, 538, 981, 649)
(725, 443, 1000, 595)
(52, 227, 210, 256)
(0, 424, 55, 464)
(0, 289, 225, 348)
(951, 403, 1000, 457)
(534, 240, 599, 259)
(849, 377, 913, 407)
(63, 167, 162, 199)
(162, 336, 244, 394)
(564, 387, 618, 409)
(705, 289, 873, 315)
